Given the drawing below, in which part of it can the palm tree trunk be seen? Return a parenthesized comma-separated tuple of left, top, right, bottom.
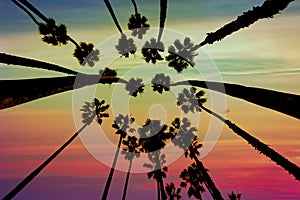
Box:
(157, 181, 161, 200)
(131, 0, 138, 14)
(2, 123, 89, 200)
(157, 0, 167, 42)
(199, 105, 300, 181)
(0, 75, 123, 110)
(103, 0, 123, 33)
(0, 53, 78, 75)
(192, 155, 224, 200)
(171, 80, 300, 120)
(122, 159, 133, 200)
(11, 0, 40, 25)
(17, 0, 49, 22)
(200, 0, 294, 46)
(102, 135, 123, 200)
(156, 170, 167, 200)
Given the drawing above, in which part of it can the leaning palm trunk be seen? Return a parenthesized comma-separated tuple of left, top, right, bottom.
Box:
(192, 155, 224, 200)
(199, 0, 294, 46)
(0, 53, 78, 75)
(199, 105, 300, 181)
(2, 123, 90, 200)
(122, 159, 133, 200)
(157, 0, 167, 42)
(103, 0, 123, 33)
(171, 80, 300, 120)
(102, 135, 123, 200)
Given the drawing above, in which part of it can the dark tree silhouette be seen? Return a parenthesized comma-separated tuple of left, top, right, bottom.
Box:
(180, 163, 205, 199)
(165, 182, 182, 200)
(121, 136, 141, 200)
(151, 73, 170, 94)
(125, 77, 145, 97)
(157, 0, 168, 42)
(228, 191, 241, 200)
(200, 0, 295, 46)
(177, 88, 300, 181)
(169, 117, 224, 200)
(102, 114, 135, 200)
(2, 99, 109, 200)
(166, 37, 198, 73)
(11, 0, 99, 65)
(127, 0, 150, 39)
(139, 119, 172, 200)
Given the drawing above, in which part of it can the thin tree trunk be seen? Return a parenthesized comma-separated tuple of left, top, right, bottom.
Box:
(102, 135, 123, 200)
(103, 0, 123, 33)
(192, 155, 224, 200)
(157, 181, 161, 200)
(200, 105, 300, 181)
(2, 123, 90, 200)
(171, 80, 300, 120)
(122, 159, 133, 200)
(11, 0, 40, 25)
(17, 0, 49, 22)
(157, 0, 167, 42)
(156, 170, 167, 200)
(131, 0, 138, 14)
(0, 53, 78, 75)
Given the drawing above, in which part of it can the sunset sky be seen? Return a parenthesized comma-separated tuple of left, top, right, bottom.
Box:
(1, 0, 300, 199)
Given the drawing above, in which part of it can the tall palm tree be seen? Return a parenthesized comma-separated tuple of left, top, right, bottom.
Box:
(169, 117, 224, 200)
(139, 119, 172, 200)
(2, 99, 109, 200)
(180, 162, 205, 199)
(121, 135, 141, 200)
(200, 0, 295, 46)
(176, 88, 300, 181)
(102, 114, 135, 200)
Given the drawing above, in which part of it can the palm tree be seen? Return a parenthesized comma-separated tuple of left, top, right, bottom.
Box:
(200, 0, 295, 46)
(165, 182, 182, 200)
(2, 99, 109, 200)
(102, 114, 135, 200)
(180, 162, 205, 199)
(176, 88, 300, 181)
(12, 0, 99, 65)
(128, 0, 150, 39)
(139, 119, 172, 200)
(169, 117, 224, 200)
(121, 136, 141, 200)
(143, 151, 168, 200)
(157, 0, 168, 42)
(228, 191, 241, 200)
(103, 0, 137, 57)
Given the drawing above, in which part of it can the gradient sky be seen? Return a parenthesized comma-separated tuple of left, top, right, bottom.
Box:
(1, 0, 300, 199)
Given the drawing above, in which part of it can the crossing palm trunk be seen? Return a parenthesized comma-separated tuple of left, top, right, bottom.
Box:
(102, 135, 123, 200)
(157, 0, 167, 42)
(103, 0, 123, 33)
(192, 155, 224, 200)
(199, 105, 300, 181)
(122, 159, 133, 200)
(2, 123, 90, 200)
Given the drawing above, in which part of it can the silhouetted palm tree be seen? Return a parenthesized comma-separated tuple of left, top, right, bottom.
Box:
(139, 119, 172, 200)
(144, 152, 168, 200)
(200, 0, 294, 46)
(165, 37, 198, 73)
(169, 117, 224, 200)
(151, 73, 170, 94)
(180, 162, 205, 199)
(121, 135, 141, 200)
(125, 77, 145, 97)
(128, 0, 150, 39)
(165, 182, 182, 200)
(177, 88, 300, 181)
(2, 99, 109, 200)
(102, 114, 135, 200)
(157, 0, 168, 42)
(228, 191, 241, 200)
